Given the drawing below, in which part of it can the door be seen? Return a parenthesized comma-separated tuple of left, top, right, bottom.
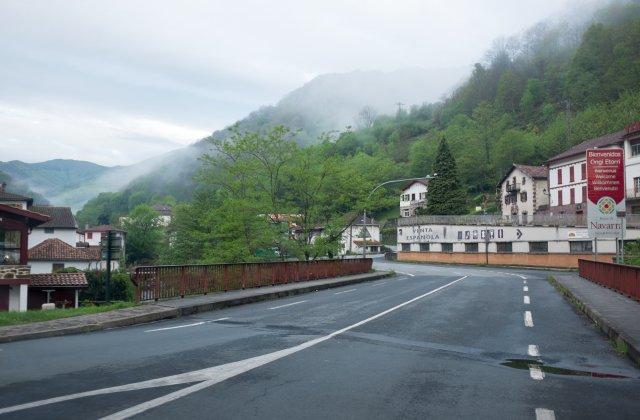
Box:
(0, 286, 9, 311)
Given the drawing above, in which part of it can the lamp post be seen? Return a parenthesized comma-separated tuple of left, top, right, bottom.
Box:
(362, 174, 437, 258)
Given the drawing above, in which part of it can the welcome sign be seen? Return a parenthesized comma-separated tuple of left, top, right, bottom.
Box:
(586, 148, 625, 238)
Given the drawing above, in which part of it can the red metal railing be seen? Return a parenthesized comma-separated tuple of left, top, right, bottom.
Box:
(578, 259, 640, 301)
(132, 259, 373, 302)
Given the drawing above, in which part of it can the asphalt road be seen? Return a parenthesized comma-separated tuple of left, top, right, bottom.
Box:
(1, 258, 639, 419)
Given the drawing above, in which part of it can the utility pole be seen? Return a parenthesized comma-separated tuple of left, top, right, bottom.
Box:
(106, 230, 112, 302)
(566, 99, 572, 146)
(396, 102, 405, 114)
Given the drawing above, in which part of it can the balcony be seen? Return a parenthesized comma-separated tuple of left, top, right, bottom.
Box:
(506, 183, 521, 194)
(627, 188, 640, 200)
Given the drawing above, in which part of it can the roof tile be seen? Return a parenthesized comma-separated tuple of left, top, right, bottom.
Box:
(29, 238, 98, 261)
(30, 273, 88, 287)
(29, 206, 77, 229)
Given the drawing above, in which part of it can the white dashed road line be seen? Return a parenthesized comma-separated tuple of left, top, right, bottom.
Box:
(524, 295, 530, 304)
(145, 322, 206, 333)
(528, 344, 540, 357)
(529, 364, 545, 380)
(524, 311, 534, 327)
(372, 281, 387, 286)
(269, 300, 308, 310)
(334, 289, 357, 295)
(523, 286, 529, 292)
(535, 408, 556, 420)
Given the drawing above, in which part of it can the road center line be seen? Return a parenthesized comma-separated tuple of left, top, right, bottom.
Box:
(529, 364, 545, 380)
(535, 408, 556, 420)
(523, 286, 529, 292)
(268, 300, 308, 310)
(524, 311, 534, 327)
(0, 276, 468, 418)
(334, 289, 357, 295)
(528, 344, 540, 357)
(524, 295, 530, 305)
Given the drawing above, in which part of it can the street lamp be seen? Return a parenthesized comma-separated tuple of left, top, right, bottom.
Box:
(361, 174, 437, 258)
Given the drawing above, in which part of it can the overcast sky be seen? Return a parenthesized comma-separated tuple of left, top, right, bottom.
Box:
(0, 0, 583, 166)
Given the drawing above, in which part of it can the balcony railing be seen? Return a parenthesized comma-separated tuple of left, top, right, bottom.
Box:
(506, 183, 521, 193)
(627, 188, 640, 200)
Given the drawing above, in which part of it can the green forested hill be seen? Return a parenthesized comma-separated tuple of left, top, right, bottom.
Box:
(77, 0, 640, 226)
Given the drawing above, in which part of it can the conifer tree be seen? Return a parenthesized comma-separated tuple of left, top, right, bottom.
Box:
(426, 137, 467, 215)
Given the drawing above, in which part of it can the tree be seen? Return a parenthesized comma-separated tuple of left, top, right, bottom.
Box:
(356, 106, 378, 128)
(122, 204, 164, 265)
(426, 137, 467, 215)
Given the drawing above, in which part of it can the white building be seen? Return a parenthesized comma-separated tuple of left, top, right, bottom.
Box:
(78, 225, 126, 248)
(28, 206, 78, 247)
(152, 204, 173, 226)
(28, 238, 119, 274)
(497, 164, 548, 220)
(341, 214, 381, 254)
(546, 121, 640, 216)
(400, 180, 428, 217)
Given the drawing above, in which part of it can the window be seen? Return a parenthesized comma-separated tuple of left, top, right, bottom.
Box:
(401, 243, 410, 252)
(87, 232, 93, 240)
(632, 142, 640, 156)
(557, 168, 562, 185)
(411, 193, 416, 201)
(570, 241, 593, 253)
(403, 210, 410, 217)
(0, 230, 21, 264)
(419, 243, 430, 252)
(570, 188, 575, 204)
(569, 166, 575, 183)
(582, 186, 587, 203)
(44, 227, 54, 234)
(465, 243, 478, 253)
(504, 195, 510, 205)
(635, 177, 640, 193)
(522, 177, 526, 185)
(497, 242, 512, 253)
(52, 263, 65, 272)
(520, 192, 527, 202)
(441, 243, 453, 252)
(419, 192, 427, 200)
(557, 190, 563, 206)
(581, 163, 586, 180)
(529, 242, 548, 253)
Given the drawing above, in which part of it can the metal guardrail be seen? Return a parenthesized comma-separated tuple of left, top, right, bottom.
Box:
(578, 259, 640, 301)
(398, 214, 640, 228)
(132, 259, 373, 302)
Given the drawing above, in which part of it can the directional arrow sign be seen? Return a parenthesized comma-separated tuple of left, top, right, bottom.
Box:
(516, 229, 523, 240)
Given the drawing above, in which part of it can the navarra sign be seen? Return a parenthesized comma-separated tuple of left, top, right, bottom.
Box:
(586, 148, 625, 238)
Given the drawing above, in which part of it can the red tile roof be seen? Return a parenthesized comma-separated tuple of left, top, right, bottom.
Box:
(0, 190, 33, 205)
(30, 273, 88, 288)
(546, 130, 625, 163)
(0, 204, 51, 227)
(29, 238, 98, 261)
(514, 164, 548, 179)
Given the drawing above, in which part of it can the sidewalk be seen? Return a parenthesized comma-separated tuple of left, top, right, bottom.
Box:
(0, 271, 392, 344)
(550, 274, 640, 366)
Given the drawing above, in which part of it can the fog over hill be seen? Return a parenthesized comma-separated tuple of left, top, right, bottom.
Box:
(4, 67, 468, 210)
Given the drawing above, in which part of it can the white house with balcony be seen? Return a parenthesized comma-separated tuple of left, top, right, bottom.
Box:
(498, 164, 549, 221)
(341, 214, 381, 254)
(399, 180, 428, 217)
(546, 121, 640, 217)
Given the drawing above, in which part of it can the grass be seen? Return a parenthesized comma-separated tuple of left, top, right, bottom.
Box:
(0, 302, 135, 327)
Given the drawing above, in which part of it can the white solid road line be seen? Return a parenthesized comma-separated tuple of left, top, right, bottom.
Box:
(334, 289, 357, 295)
(535, 408, 556, 420)
(210, 317, 230, 322)
(395, 271, 415, 277)
(268, 300, 308, 310)
(524, 295, 530, 305)
(528, 344, 540, 357)
(529, 364, 545, 380)
(523, 286, 529, 292)
(372, 281, 387, 286)
(524, 311, 534, 327)
(0, 276, 469, 418)
(145, 322, 206, 333)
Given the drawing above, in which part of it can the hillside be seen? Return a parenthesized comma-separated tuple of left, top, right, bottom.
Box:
(77, 0, 640, 225)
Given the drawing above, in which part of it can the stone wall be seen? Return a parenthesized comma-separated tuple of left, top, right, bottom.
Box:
(0, 265, 31, 280)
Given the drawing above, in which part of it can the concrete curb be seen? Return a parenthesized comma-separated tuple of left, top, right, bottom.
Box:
(389, 258, 576, 272)
(0, 271, 392, 344)
(548, 276, 640, 367)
